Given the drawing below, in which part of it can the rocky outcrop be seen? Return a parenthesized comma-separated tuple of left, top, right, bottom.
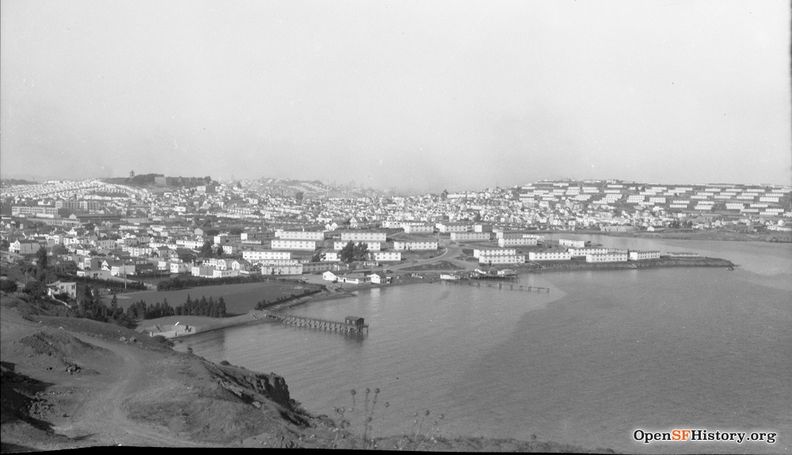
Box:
(204, 361, 309, 425)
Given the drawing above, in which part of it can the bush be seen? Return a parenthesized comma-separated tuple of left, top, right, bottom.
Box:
(0, 279, 18, 293)
(23, 280, 47, 300)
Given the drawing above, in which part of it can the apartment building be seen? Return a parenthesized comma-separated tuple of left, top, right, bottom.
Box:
(369, 251, 402, 262)
(392, 240, 439, 251)
(567, 247, 609, 257)
(528, 251, 572, 261)
(628, 250, 661, 261)
(340, 231, 387, 242)
(270, 239, 318, 251)
(450, 232, 491, 241)
(585, 252, 629, 263)
(435, 222, 470, 233)
(479, 255, 525, 265)
(498, 237, 537, 247)
(242, 250, 291, 262)
(402, 223, 434, 234)
(275, 230, 325, 240)
(473, 248, 517, 258)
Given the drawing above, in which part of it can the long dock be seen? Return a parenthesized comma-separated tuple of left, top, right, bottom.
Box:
(440, 279, 550, 294)
(261, 311, 369, 334)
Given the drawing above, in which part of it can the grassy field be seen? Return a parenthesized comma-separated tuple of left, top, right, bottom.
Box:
(104, 281, 317, 315)
(399, 260, 463, 271)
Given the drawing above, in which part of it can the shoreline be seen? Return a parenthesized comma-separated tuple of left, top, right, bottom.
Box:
(161, 257, 733, 340)
(535, 229, 792, 243)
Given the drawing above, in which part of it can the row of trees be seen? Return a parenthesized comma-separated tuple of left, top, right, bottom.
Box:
(125, 295, 228, 319)
(156, 273, 274, 291)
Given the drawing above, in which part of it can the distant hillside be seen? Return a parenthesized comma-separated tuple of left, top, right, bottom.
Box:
(247, 178, 385, 199)
(0, 179, 38, 186)
(103, 174, 213, 188)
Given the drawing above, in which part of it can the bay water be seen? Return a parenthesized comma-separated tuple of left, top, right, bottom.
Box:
(176, 238, 791, 453)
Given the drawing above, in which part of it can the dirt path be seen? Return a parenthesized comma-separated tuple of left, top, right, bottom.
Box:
(49, 334, 206, 447)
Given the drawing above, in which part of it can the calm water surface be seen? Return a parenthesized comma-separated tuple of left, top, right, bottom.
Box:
(177, 238, 791, 453)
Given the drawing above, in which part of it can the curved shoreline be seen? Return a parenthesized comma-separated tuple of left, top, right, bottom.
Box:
(158, 256, 734, 340)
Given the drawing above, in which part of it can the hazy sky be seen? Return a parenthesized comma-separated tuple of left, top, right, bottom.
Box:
(1, 0, 790, 192)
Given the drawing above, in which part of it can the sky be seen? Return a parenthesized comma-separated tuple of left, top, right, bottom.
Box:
(1, 0, 790, 192)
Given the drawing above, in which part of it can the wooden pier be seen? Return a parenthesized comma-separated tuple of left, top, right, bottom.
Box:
(261, 311, 369, 335)
(441, 279, 550, 294)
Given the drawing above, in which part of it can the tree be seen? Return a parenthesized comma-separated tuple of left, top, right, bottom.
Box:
(295, 191, 304, 204)
(352, 242, 368, 261)
(36, 246, 48, 280)
(199, 241, 214, 257)
(339, 241, 368, 263)
(339, 241, 356, 264)
(177, 250, 196, 263)
(24, 280, 47, 300)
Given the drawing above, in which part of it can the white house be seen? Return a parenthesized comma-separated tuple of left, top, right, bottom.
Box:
(322, 271, 339, 282)
(47, 281, 77, 300)
(368, 272, 391, 284)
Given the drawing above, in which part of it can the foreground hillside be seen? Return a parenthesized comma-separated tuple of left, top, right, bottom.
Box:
(1, 294, 612, 452)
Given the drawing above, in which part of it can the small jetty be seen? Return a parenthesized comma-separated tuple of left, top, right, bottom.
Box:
(261, 311, 369, 335)
(440, 278, 550, 294)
